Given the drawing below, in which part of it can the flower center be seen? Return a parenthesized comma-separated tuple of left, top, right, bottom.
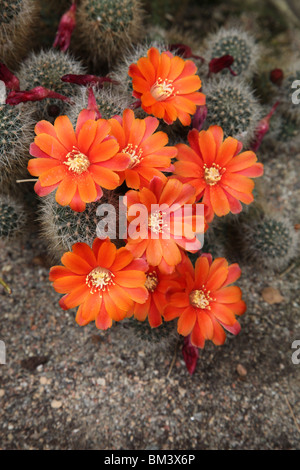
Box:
(148, 210, 168, 234)
(189, 288, 214, 310)
(64, 146, 90, 175)
(203, 164, 224, 186)
(122, 143, 143, 168)
(150, 78, 175, 101)
(86, 267, 115, 294)
(145, 272, 158, 292)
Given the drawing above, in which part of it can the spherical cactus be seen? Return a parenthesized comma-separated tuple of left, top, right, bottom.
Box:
(232, 214, 298, 271)
(67, 86, 131, 125)
(0, 0, 39, 69)
(0, 194, 27, 240)
(204, 27, 260, 79)
(76, 0, 145, 67)
(203, 78, 262, 145)
(40, 191, 124, 260)
(122, 318, 178, 353)
(0, 103, 34, 189)
(17, 49, 85, 121)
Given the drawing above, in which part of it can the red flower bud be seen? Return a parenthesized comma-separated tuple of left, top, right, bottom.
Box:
(0, 63, 20, 91)
(251, 101, 279, 152)
(6, 86, 72, 105)
(182, 334, 199, 375)
(87, 87, 102, 119)
(53, 3, 77, 52)
(270, 68, 284, 86)
(61, 74, 118, 88)
(209, 55, 237, 76)
(192, 104, 207, 131)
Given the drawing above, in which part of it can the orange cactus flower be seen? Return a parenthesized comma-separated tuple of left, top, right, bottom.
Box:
(128, 47, 205, 126)
(28, 109, 130, 212)
(164, 253, 246, 348)
(131, 266, 181, 328)
(174, 126, 264, 222)
(125, 176, 206, 274)
(108, 108, 177, 189)
(49, 238, 149, 330)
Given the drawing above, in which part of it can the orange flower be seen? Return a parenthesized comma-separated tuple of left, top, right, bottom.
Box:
(131, 266, 181, 327)
(28, 110, 130, 212)
(49, 238, 149, 329)
(174, 126, 264, 222)
(125, 176, 206, 274)
(164, 253, 246, 348)
(108, 108, 177, 189)
(128, 47, 205, 126)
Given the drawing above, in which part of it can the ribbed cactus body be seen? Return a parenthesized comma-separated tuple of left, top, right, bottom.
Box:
(204, 79, 262, 144)
(0, 194, 26, 239)
(0, 103, 34, 188)
(205, 28, 259, 79)
(76, 0, 144, 65)
(17, 50, 85, 121)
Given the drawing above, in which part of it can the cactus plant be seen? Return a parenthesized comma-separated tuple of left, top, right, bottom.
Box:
(0, 102, 34, 189)
(17, 49, 85, 121)
(76, 0, 145, 67)
(204, 27, 260, 79)
(0, 193, 27, 240)
(203, 78, 262, 145)
(122, 317, 178, 353)
(227, 213, 298, 271)
(0, 0, 39, 69)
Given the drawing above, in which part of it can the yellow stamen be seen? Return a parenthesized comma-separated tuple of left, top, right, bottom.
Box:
(189, 288, 214, 310)
(86, 267, 114, 294)
(150, 78, 174, 101)
(64, 146, 90, 175)
(122, 143, 143, 168)
(203, 163, 224, 186)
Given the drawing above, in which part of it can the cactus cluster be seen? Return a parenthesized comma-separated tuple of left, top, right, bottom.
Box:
(0, 194, 27, 240)
(76, 0, 144, 66)
(17, 49, 85, 121)
(0, 1, 298, 359)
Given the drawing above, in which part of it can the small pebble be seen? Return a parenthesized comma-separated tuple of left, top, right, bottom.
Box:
(51, 400, 62, 409)
(236, 364, 247, 377)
